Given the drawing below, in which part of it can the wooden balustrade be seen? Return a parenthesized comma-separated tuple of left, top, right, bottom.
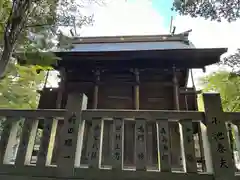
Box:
(0, 93, 238, 180)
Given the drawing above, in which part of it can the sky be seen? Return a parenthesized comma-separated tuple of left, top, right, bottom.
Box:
(50, 0, 240, 88)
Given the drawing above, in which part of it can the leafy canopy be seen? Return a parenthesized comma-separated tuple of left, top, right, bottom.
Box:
(199, 71, 240, 112)
(173, 0, 240, 22)
(0, 63, 45, 109)
(0, 0, 97, 109)
(0, 0, 95, 78)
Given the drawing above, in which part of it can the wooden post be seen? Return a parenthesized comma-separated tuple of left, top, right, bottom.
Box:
(232, 123, 240, 170)
(56, 67, 66, 109)
(203, 93, 235, 180)
(15, 118, 38, 166)
(93, 70, 100, 109)
(170, 66, 182, 169)
(179, 119, 197, 173)
(200, 122, 213, 173)
(86, 117, 104, 169)
(157, 120, 171, 172)
(112, 117, 124, 170)
(36, 117, 55, 167)
(135, 118, 147, 171)
(0, 117, 20, 165)
(134, 68, 140, 110)
(57, 93, 88, 176)
(173, 66, 180, 110)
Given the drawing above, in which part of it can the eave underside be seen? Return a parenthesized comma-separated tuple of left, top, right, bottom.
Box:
(55, 48, 227, 69)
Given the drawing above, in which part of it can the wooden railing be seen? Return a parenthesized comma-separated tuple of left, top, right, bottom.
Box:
(0, 93, 238, 180)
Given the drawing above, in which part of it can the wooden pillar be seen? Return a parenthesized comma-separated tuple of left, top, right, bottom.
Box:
(134, 68, 140, 163)
(134, 68, 140, 110)
(173, 66, 180, 110)
(170, 66, 182, 169)
(56, 67, 66, 109)
(93, 70, 100, 109)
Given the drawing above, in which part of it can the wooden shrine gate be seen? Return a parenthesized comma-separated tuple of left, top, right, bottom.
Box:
(0, 93, 238, 180)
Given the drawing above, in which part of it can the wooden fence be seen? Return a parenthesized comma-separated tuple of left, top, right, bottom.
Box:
(0, 93, 239, 180)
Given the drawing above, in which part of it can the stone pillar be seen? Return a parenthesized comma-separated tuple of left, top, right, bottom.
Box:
(52, 68, 66, 165)
(203, 93, 234, 180)
(57, 93, 88, 176)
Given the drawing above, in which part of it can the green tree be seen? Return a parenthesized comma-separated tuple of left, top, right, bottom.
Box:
(0, 0, 99, 110)
(0, 63, 45, 109)
(199, 71, 240, 112)
(199, 71, 239, 151)
(219, 49, 240, 73)
(173, 0, 240, 22)
(0, 0, 94, 78)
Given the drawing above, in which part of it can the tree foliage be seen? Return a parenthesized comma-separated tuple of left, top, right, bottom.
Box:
(219, 49, 240, 73)
(0, 0, 97, 109)
(0, 0, 95, 78)
(173, 0, 240, 22)
(0, 63, 45, 109)
(199, 71, 240, 112)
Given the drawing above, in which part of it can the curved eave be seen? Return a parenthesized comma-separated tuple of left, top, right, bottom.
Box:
(55, 48, 227, 69)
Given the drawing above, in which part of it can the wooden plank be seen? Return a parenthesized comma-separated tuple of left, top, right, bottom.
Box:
(231, 123, 240, 171)
(157, 120, 171, 172)
(203, 93, 235, 180)
(15, 118, 39, 166)
(199, 122, 213, 173)
(57, 93, 88, 176)
(36, 117, 54, 167)
(124, 120, 135, 166)
(196, 122, 206, 172)
(74, 119, 86, 167)
(80, 121, 91, 164)
(146, 123, 153, 167)
(82, 110, 204, 121)
(179, 119, 197, 173)
(3, 118, 22, 165)
(112, 118, 124, 170)
(135, 118, 147, 171)
(102, 120, 113, 166)
(45, 119, 58, 166)
(87, 117, 103, 169)
(0, 117, 13, 164)
(169, 122, 181, 170)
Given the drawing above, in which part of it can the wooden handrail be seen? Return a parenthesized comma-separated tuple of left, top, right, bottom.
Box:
(0, 109, 66, 118)
(82, 109, 204, 121)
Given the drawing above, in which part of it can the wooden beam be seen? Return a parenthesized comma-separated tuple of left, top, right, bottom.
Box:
(66, 82, 174, 92)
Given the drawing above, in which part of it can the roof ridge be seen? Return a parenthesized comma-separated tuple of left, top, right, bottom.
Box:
(71, 33, 189, 44)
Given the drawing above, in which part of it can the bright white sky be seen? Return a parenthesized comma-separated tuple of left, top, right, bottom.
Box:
(49, 0, 240, 88)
